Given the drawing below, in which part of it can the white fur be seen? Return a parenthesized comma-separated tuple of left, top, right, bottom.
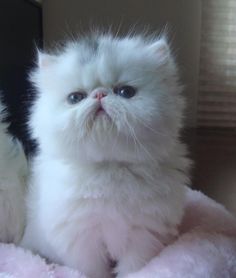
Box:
(22, 34, 190, 278)
(0, 100, 27, 243)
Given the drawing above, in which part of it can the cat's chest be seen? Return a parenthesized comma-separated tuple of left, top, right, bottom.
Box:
(38, 161, 184, 242)
(70, 163, 158, 201)
(40, 161, 160, 219)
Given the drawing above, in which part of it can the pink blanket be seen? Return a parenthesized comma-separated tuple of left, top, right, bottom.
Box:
(0, 189, 236, 278)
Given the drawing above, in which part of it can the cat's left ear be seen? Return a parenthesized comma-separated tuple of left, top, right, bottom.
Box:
(148, 38, 170, 64)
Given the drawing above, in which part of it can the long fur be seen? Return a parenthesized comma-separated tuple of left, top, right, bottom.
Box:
(21, 33, 190, 278)
(0, 98, 27, 243)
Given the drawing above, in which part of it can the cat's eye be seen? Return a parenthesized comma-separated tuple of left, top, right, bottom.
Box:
(113, 85, 136, 99)
(67, 92, 87, 104)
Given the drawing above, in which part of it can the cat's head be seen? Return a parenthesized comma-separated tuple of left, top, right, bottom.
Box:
(30, 34, 185, 163)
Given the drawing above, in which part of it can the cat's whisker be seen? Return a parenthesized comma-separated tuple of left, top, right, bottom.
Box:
(113, 104, 141, 161)
(134, 115, 170, 137)
(124, 123, 140, 161)
(123, 116, 157, 164)
(108, 108, 125, 155)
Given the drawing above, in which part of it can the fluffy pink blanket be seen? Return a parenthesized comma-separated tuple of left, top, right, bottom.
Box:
(0, 189, 236, 278)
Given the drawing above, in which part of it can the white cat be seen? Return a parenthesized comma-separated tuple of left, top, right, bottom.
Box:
(21, 34, 190, 278)
(0, 98, 27, 243)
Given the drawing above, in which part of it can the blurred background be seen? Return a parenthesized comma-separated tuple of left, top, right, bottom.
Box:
(1, 0, 236, 215)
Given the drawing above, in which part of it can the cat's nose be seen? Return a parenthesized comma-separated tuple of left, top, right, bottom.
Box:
(93, 91, 107, 101)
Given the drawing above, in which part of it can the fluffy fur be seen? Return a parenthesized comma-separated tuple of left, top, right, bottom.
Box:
(22, 33, 190, 278)
(0, 98, 27, 243)
(2, 189, 236, 278)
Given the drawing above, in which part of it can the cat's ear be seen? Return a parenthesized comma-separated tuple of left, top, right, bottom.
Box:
(37, 50, 57, 68)
(148, 38, 170, 64)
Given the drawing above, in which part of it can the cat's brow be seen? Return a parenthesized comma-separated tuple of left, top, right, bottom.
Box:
(80, 37, 99, 64)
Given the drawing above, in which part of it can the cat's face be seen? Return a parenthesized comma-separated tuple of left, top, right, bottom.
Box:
(30, 35, 184, 163)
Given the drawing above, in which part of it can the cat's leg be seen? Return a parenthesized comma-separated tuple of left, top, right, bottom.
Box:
(115, 228, 164, 278)
(62, 232, 112, 278)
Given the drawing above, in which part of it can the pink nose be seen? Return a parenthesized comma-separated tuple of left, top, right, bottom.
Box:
(94, 91, 107, 100)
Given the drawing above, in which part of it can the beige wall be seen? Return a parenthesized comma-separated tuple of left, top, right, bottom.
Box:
(42, 0, 201, 127)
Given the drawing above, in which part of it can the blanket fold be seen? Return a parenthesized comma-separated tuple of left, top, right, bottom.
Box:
(0, 189, 236, 278)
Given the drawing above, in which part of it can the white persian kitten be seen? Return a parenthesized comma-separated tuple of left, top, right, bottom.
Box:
(0, 98, 27, 243)
(22, 33, 190, 278)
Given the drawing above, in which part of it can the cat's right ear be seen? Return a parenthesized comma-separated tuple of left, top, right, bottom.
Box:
(37, 50, 57, 68)
(148, 38, 170, 65)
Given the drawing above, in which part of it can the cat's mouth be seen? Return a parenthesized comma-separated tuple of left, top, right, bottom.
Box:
(92, 104, 112, 124)
(95, 106, 105, 116)
(94, 104, 110, 119)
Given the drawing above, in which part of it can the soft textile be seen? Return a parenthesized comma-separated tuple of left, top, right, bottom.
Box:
(0, 188, 236, 278)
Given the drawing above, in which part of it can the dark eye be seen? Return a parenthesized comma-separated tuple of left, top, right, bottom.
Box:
(67, 92, 87, 104)
(113, 85, 136, 99)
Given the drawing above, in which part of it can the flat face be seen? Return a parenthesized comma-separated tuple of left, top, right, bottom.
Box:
(31, 34, 184, 162)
